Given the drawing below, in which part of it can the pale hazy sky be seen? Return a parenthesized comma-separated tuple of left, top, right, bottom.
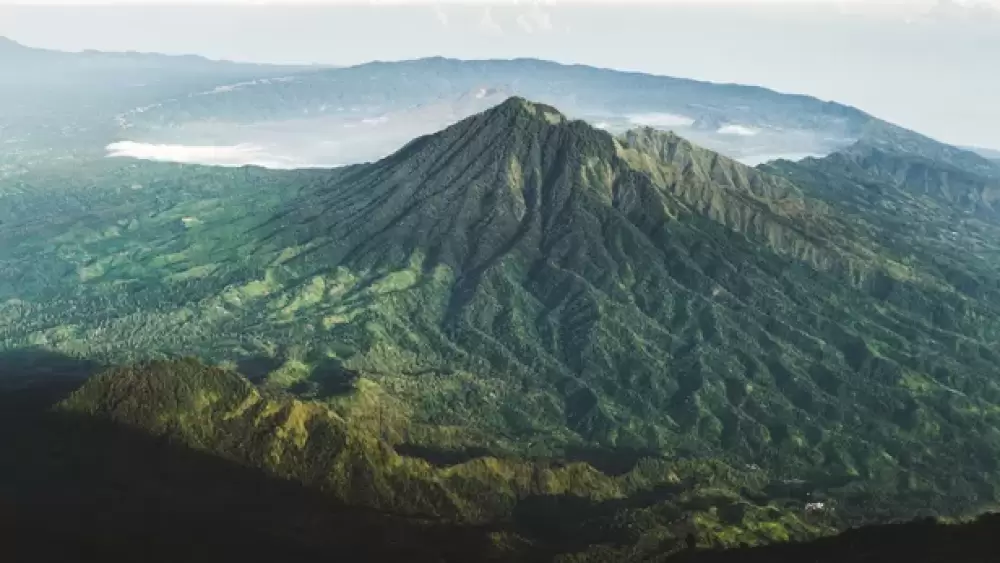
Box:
(2, 0, 1000, 149)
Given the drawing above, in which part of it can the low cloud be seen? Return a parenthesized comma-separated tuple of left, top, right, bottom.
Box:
(105, 141, 336, 169)
(717, 124, 760, 136)
(627, 113, 696, 128)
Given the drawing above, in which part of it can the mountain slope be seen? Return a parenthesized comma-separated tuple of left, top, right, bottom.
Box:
(54, 357, 826, 560)
(250, 97, 882, 449)
(804, 143, 1000, 216)
(766, 145, 1000, 307)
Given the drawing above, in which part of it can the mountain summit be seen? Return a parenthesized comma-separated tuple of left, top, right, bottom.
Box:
(231, 97, 986, 480)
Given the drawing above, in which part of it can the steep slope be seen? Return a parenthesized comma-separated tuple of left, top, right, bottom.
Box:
(620, 128, 803, 200)
(767, 146, 1000, 308)
(251, 97, 890, 452)
(615, 127, 871, 273)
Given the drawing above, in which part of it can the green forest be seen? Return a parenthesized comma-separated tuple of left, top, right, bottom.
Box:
(4, 94, 1000, 560)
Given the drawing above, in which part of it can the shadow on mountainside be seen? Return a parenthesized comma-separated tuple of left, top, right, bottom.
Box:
(666, 513, 1000, 563)
(0, 348, 522, 563)
(393, 442, 661, 477)
(5, 349, 1000, 563)
(512, 483, 692, 553)
(0, 346, 101, 391)
(235, 353, 284, 383)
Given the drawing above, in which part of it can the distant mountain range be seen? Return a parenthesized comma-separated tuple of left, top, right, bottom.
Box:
(4, 35, 997, 176)
(0, 36, 310, 150)
(0, 35, 293, 73)
(113, 56, 868, 166)
(108, 56, 1000, 173)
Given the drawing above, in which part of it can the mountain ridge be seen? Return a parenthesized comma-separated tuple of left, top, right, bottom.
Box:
(0, 34, 310, 69)
(113, 54, 1000, 179)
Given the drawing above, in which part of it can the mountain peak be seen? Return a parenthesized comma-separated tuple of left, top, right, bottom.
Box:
(489, 96, 567, 124)
(619, 125, 803, 200)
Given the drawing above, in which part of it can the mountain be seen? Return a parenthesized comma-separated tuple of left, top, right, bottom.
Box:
(781, 142, 1000, 217)
(114, 85, 516, 168)
(0, 36, 314, 151)
(122, 57, 864, 132)
(5, 47, 992, 178)
(6, 96, 1000, 547)
(113, 57, 1000, 176)
(855, 121, 1000, 180)
(113, 57, 871, 167)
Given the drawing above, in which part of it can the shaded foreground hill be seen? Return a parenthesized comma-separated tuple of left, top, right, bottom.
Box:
(0, 357, 519, 563)
(2, 357, 1000, 562)
(665, 514, 1000, 563)
(52, 357, 828, 559)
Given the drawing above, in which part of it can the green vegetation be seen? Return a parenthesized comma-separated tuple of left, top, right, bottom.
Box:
(4, 97, 1000, 558)
(5, 354, 999, 562)
(58, 358, 830, 560)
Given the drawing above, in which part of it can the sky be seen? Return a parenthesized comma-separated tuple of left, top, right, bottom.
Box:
(1, 0, 1000, 149)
